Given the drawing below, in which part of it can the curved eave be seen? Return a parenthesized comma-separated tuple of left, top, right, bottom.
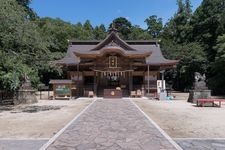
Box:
(74, 51, 151, 59)
(90, 31, 136, 51)
(147, 60, 179, 67)
(53, 59, 80, 66)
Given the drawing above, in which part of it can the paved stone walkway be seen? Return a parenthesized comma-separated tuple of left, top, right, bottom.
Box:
(46, 99, 178, 150)
(175, 139, 225, 150)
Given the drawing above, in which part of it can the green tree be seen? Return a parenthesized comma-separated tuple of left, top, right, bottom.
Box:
(145, 15, 163, 38)
(128, 25, 152, 40)
(94, 24, 107, 40)
(189, 0, 225, 94)
(37, 17, 74, 53)
(191, 0, 225, 61)
(16, 0, 36, 19)
(160, 0, 207, 90)
(82, 20, 94, 40)
(0, 0, 53, 89)
(73, 22, 84, 40)
(109, 17, 132, 39)
(208, 34, 225, 94)
(162, 0, 192, 43)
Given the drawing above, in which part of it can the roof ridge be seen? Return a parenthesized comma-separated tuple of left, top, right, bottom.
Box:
(90, 32, 136, 51)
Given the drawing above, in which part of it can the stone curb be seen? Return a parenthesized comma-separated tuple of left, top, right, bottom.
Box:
(130, 99, 183, 150)
(39, 98, 98, 150)
(174, 138, 225, 140)
(0, 138, 49, 140)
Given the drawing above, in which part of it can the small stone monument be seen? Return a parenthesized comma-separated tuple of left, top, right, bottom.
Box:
(16, 74, 38, 104)
(188, 72, 211, 103)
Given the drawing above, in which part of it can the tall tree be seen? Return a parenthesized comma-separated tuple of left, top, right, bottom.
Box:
(37, 17, 74, 53)
(163, 0, 192, 43)
(191, 0, 225, 61)
(0, 0, 52, 89)
(16, 0, 36, 19)
(160, 0, 207, 90)
(128, 25, 152, 40)
(189, 0, 225, 94)
(94, 24, 107, 40)
(145, 15, 163, 38)
(208, 34, 225, 94)
(80, 20, 94, 40)
(109, 17, 132, 39)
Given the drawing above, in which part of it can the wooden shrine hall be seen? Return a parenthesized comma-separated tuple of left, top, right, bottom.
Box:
(52, 28, 178, 98)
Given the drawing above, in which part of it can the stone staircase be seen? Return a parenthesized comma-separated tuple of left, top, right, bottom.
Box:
(97, 88, 129, 97)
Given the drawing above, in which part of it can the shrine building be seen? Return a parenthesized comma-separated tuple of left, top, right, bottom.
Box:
(51, 28, 178, 99)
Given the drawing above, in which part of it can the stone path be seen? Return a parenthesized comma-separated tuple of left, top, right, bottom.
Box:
(45, 99, 179, 150)
(175, 139, 225, 150)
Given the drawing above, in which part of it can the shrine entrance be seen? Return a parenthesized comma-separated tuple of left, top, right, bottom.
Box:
(107, 75, 120, 87)
(92, 69, 133, 97)
(55, 28, 178, 98)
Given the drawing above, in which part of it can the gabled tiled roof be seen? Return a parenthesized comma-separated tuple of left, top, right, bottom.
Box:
(49, 80, 74, 84)
(91, 32, 136, 51)
(56, 30, 178, 66)
(55, 50, 80, 65)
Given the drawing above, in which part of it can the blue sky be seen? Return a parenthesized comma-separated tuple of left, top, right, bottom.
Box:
(30, 0, 202, 29)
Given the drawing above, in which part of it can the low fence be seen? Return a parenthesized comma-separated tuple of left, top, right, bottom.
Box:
(38, 86, 51, 100)
(0, 90, 15, 105)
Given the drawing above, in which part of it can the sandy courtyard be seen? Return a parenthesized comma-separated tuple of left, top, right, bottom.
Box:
(1, 91, 225, 141)
(134, 92, 225, 138)
(0, 97, 92, 139)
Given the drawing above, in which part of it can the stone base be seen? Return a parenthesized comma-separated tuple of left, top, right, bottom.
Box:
(159, 91, 167, 100)
(188, 90, 211, 103)
(15, 90, 38, 105)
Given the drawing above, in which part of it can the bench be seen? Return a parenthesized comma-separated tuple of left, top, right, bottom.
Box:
(88, 91, 94, 98)
(197, 99, 225, 107)
(130, 91, 136, 97)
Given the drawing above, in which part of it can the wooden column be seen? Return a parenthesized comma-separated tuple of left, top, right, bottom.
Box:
(77, 64, 79, 97)
(147, 65, 150, 94)
(53, 85, 56, 100)
(94, 71, 97, 95)
(128, 71, 132, 93)
(129, 63, 133, 93)
(69, 84, 72, 99)
(130, 71, 133, 91)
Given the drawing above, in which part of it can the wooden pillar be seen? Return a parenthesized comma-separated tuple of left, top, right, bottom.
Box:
(160, 70, 165, 91)
(53, 85, 55, 100)
(128, 72, 132, 93)
(94, 71, 97, 95)
(147, 65, 150, 94)
(70, 84, 72, 99)
(130, 71, 133, 91)
(77, 64, 79, 97)
(129, 63, 133, 93)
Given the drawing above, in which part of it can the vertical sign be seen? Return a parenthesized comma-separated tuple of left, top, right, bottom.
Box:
(157, 80, 166, 93)
(109, 56, 117, 68)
